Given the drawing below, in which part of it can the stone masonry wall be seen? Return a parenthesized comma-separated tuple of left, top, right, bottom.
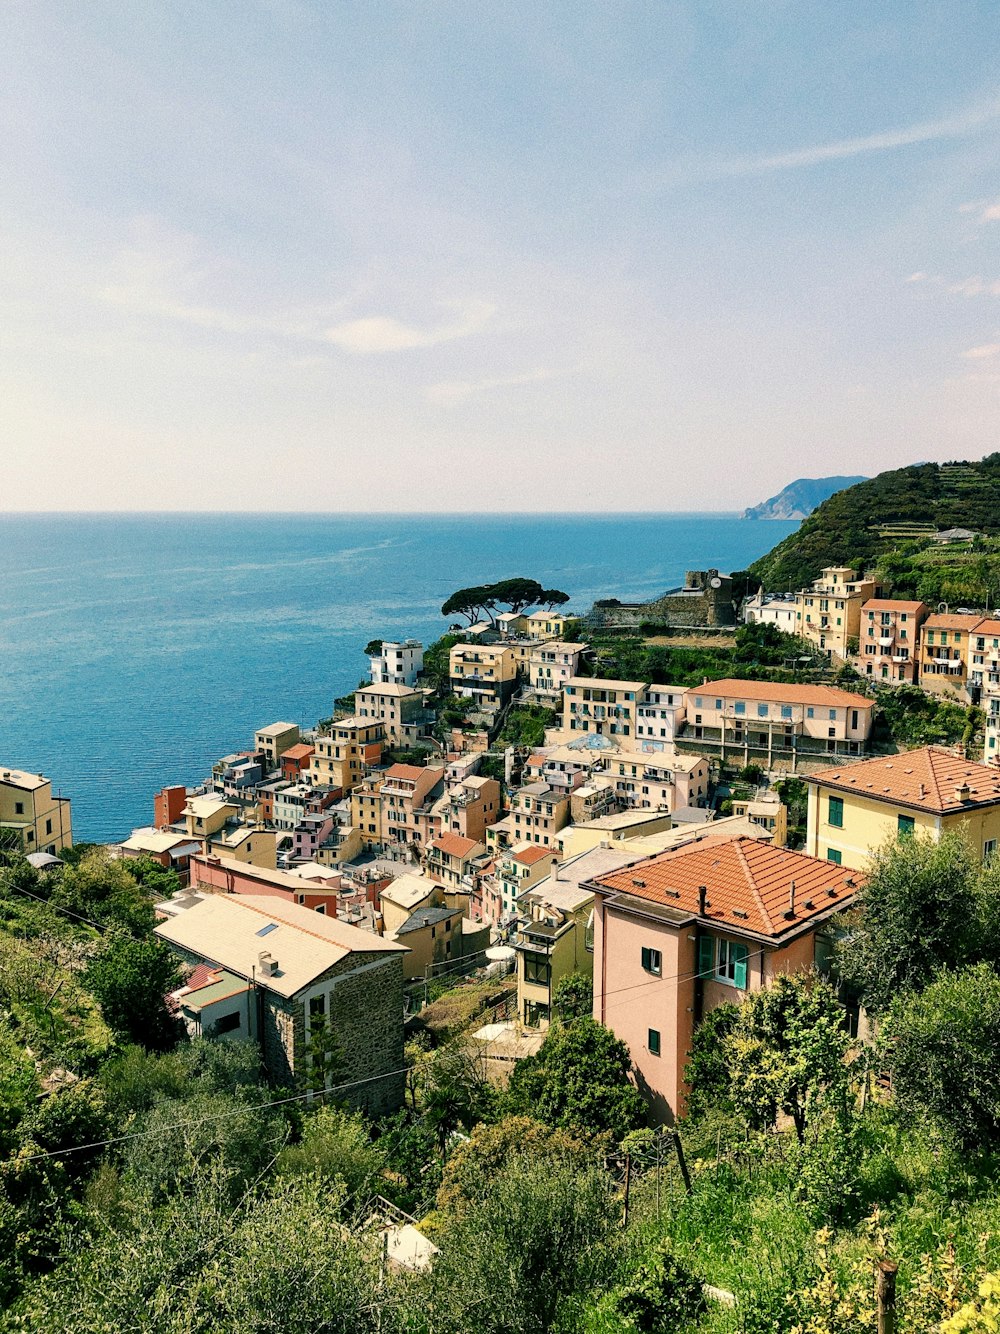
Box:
(585, 569, 737, 631)
(310, 952, 406, 1117)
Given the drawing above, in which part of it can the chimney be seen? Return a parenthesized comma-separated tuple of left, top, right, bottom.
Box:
(956, 782, 971, 803)
(257, 951, 278, 978)
(918, 783, 926, 799)
(787, 880, 796, 918)
(698, 884, 707, 916)
(550, 856, 560, 881)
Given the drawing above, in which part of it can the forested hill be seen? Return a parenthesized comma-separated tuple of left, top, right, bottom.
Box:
(749, 455, 1000, 591)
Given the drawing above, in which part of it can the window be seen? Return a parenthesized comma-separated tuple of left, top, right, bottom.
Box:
(827, 848, 842, 865)
(734, 702, 746, 716)
(14, 802, 23, 815)
(213, 1011, 242, 1034)
(309, 995, 326, 1020)
(716, 939, 749, 989)
(781, 705, 792, 719)
(757, 703, 768, 718)
(648, 1028, 661, 1056)
(45, 818, 52, 835)
(524, 952, 551, 985)
(806, 707, 814, 719)
(641, 946, 662, 975)
(828, 796, 844, 828)
(829, 709, 837, 721)
(986, 839, 997, 859)
(897, 814, 915, 838)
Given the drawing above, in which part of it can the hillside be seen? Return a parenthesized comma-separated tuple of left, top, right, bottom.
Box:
(750, 455, 1000, 591)
(741, 474, 867, 521)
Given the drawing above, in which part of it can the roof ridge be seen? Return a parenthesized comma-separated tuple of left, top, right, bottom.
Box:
(733, 839, 773, 933)
(217, 893, 385, 950)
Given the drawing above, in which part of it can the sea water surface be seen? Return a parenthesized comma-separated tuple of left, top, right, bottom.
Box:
(0, 513, 797, 841)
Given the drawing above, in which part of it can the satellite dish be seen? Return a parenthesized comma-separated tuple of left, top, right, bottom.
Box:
(710, 577, 723, 589)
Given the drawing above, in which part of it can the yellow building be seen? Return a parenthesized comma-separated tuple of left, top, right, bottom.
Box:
(351, 779, 385, 848)
(515, 874, 595, 1029)
(509, 783, 571, 848)
(184, 795, 240, 840)
(205, 824, 279, 870)
(524, 611, 571, 641)
(312, 718, 384, 795)
(353, 683, 434, 747)
(919, 612, 983, 700)
(254, 722, 301, 768)
(563, 677, 647, 741)
(805, 746, 1000, 869)
(449, 643, 519, 706)
(0, 767, 72, 855)
(794, 566, 879, 658)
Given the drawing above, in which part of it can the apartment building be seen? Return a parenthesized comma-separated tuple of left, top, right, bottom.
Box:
(449, 643, 520, 707)
(795, 566, 879, 658)
(918, 613, 984, 700)
(635, 687, 687, 742)
(563, 677, 648, 739)
(379, 763, 446, 849)
(603, 751, 710, 811)
(495, 843, 554, 919)
(0, 768, 72, 855)
(369, 639, 423, 686)
(971, 619, 1000, 760)
(425, 833, 486, 891)
(509, 783, 571, 848)
(427, 773, 501, 843)
(524, 611, 571, 641)
(311, 718, 383, 796)
(280, 744, 314, 781)
(529, 641, 586, 697)
(589, 836, 859, 1122)
(254, 722, 301, 769)
(684, 679, 875, 764)
(743, 590, 798, 633)
(515, 858, 600, 1029)
(806, 746, 1000, 869)
(855, 599, 928, 684)
(354, 683, 434, 747)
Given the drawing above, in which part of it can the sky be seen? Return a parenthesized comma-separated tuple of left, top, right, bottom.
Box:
(3, 1, 1000, 512)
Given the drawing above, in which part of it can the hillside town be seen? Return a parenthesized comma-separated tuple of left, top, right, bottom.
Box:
(9, 556, 1000, 1128)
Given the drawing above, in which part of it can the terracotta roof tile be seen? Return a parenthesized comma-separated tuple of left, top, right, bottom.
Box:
(385, 764, 433, 781)
(692, 678, 872, 708)
(810, 745, 1000, 813)
(514, 845, 555, 866)
(922, 613, 984, 631)
(592, 837, 858, 938)
(430, 833, 480, 859)
(861, 599, 927, 613)
(972, 619, 1000, 638)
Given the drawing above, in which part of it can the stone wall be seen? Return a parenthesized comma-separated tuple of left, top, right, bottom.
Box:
(585, 569, 737, 631)
(311, 952, 406, 1117)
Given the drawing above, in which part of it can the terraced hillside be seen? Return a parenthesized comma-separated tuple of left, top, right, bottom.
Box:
(750, 455, 1000, 591)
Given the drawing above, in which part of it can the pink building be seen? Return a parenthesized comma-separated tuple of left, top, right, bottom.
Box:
(587, 836, 860, 1124)
(856, 598, 928, 684)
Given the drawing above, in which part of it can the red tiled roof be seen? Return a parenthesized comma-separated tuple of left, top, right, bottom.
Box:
(810, 745, 1000, 813)
(185, 962, 222, 992)
(862, 599, 926, 613)
(693, 678, 873, 708)
(592, 836, 859, 938)
(431, 833, 479, 859)
(972, 619, 1000, 638)
(283, 743, 315, 760)
(922, 613, 984, 631)
(514, 845, 554, 866)
(385, 764, 431, 781)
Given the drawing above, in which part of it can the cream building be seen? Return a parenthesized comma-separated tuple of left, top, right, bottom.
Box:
(563, 677, 648, 740)
(918, 613, 983, 700)
(254, 722, 301, 769)
(312, 718, 384, 795)
(449, 643, 520, 706)
(684, 678, 874, 764)
(794, 566, 879, 658)
(805, 746, 1000, 869)
(0, 768, 73, 855)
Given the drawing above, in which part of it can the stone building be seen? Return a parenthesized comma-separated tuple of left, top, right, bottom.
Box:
(585, 570, 736, 631)
(156, 892, 407, 1115)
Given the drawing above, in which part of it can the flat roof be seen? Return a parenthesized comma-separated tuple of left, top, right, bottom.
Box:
(0, 768, 48, 791)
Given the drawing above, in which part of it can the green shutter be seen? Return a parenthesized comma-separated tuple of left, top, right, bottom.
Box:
(697, 934, 714, 979)
(733, 943, 749, 990)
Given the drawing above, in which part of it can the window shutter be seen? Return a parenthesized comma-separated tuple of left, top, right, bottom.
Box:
(733, 944, 749, 990)
(697, 934, 714, 979)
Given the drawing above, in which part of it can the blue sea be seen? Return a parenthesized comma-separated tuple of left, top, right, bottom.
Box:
(0, 513, 797, 841)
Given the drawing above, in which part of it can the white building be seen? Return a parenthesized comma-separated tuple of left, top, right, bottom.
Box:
(743, 590, 798, 633)
(370, 640, 424, 686)
(635, 686, 687, 742)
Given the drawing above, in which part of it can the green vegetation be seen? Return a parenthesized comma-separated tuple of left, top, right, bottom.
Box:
(498, 702, 558, 747)
(441, 578, 570, 626)
(872, 684, 980, 750)
(577, 622, 814, 688)
(750, 454, 1000, 592)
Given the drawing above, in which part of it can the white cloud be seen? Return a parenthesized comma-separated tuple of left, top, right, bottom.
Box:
(905, 271, 928, 283)
(963, 342, 1000, 359)
(959, 199, 1000, 221)
(323, 300, 495, 354)
(694, 97, 1000, 180)
(424, 366, 566, 405)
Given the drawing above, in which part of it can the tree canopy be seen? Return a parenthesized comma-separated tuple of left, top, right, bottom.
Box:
(835, 831, 1000, 1016)
(441, 577, 569, 624)
(506, 1016, 645, 1141)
